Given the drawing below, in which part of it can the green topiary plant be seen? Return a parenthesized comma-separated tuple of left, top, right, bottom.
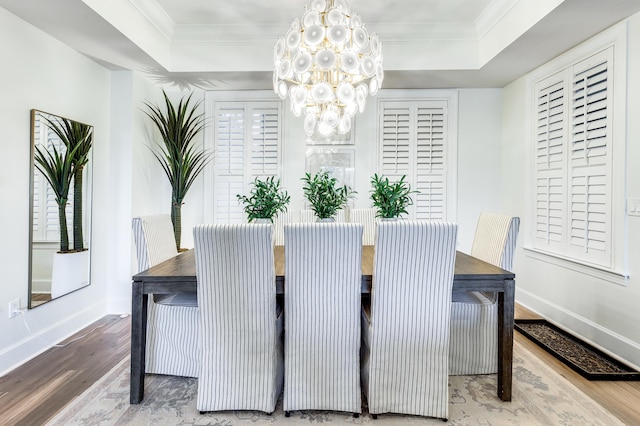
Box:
(143, 91, 211, 250)
(370, 173, 418, 219)
(301, 171, 356, 220)
(236, 176, 290, 223)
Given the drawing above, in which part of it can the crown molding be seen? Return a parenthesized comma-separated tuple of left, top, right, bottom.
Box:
(171, 22, 478, 45)
(128, 0, 175, 41)
(475, 0, 520, 38)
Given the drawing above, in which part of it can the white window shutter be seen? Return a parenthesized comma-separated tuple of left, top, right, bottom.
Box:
(212, 100, 282, 223)
(531, 47, 614, 269)
(567, 49, 612, 266)
(250, 104, 281, 178)
(380, 103, 411, 177)
(533, 73, 567, 252)
(378, 100, 448, 220)
(415, 104, 446, 220)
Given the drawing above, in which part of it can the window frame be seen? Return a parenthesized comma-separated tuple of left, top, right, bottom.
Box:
(203, 91, 284, 224)
(525, 23, 628, 283)
(375, 90, 458, 222)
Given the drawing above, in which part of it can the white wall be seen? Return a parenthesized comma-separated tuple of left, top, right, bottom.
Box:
(0, 7, 112, 374)
(503, 13, 640, 368)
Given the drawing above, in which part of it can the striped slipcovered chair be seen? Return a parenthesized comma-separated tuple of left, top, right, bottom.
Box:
(349, 208, 377, 245)
(299, 209, 316, 223)
(193, 223, 283, 414)
(273, 210, 299, 246)
(283, 223, 363, 417)
(132, 215, 199, 378)
(362, 221, 457, 420)
(449, 213, 520, 375)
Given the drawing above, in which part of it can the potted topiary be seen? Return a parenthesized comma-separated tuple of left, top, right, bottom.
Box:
(143, 91, 211, 251)
(370, 174, 418, 219)
(236, 176, 290, 223)
(301, 171, 356, 220)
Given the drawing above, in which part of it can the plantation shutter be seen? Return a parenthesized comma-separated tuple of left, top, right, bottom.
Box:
(531, 47, 613, 269)
(533, 73, 567, 252)
(415, 105, 446, 220)
(213, 101, 282, 223)
(567, 49, 612, 266)
(378, 100, 448, 220)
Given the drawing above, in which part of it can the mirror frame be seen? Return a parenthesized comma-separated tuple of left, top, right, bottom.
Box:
(28, 109, 93, 308)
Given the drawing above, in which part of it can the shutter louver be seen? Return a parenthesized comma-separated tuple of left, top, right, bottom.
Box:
(534, 75, 567, 250)
(251, 105, 280, 178)
(415, 106, 446, 220)
(380, 105, 411, 177)
(567, 51, 612, 265)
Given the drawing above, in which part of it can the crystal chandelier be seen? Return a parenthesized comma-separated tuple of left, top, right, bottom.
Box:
(273, 0, 383, 137)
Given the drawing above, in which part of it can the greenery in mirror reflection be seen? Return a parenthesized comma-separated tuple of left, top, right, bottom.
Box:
(43, 116, 93, 251)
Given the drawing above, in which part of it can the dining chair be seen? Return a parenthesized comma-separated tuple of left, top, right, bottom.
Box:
(273, 210, 298, 246)
(299, 209, 316, 223)
(132, 215, 199, 378)
(193, 223, 283, 414)
(449, 213, 520, 375)
(349, 208, 377, 245)
(283, 223, 363, 417)
(362, 221, 457, 420)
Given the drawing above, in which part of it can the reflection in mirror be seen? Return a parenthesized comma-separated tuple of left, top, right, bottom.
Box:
(29, 110, 93, 308)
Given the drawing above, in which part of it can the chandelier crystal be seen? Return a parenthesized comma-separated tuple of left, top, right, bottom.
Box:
(274, 0, 383, 137)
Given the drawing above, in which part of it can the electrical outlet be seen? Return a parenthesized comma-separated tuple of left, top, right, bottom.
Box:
(8, 299, 20, 318)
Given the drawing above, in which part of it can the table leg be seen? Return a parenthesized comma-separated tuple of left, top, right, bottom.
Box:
(497, 279, 515, 401)
(130, 281, 148, 404)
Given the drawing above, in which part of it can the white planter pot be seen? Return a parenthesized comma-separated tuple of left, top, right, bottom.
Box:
(51, 250, 90, 298)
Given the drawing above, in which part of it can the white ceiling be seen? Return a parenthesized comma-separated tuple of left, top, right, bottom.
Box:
(1, 0, 639, 89)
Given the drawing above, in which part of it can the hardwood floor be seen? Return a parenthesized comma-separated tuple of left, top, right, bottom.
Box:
(1, 307, 639, 425)
(0, 315, 130, 426)
(515, 304, 640, 425)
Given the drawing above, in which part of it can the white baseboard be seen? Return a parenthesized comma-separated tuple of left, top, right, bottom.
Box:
(0, 302, 107, 376)
(516, 289, 640, 371)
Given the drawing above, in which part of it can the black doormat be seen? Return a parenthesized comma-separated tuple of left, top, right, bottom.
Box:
(514, 319, 640, 381)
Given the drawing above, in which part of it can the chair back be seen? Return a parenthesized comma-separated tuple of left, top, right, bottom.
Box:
(349, 208, 377, 245)
(193, 223, 282, 412)
(367, 220, 457, 418)
(273, 210, 299, 246)
(132, 215, 178, 272)
(283, 222, 363, 413)
(471, 213, 520, 270)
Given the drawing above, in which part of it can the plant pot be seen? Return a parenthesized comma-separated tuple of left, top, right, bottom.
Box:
(318, 217, 336, 222)
(253, 218, 272, 224)
(51, 250, 90, 298)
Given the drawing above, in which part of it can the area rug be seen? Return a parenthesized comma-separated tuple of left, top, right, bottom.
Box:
(46, 342, 623, 426)
(515, 319, 640, 381)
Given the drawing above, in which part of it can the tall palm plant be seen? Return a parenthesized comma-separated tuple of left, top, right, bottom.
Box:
(44, 116, 93, 251)
(143, 91, 210, 250)
(34, 142, 79, 252)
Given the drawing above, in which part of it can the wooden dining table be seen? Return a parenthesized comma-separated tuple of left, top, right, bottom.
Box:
(130, 246, 516, 404)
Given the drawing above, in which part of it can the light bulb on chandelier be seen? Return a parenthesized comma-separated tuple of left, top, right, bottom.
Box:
(273, 0, 383, 137)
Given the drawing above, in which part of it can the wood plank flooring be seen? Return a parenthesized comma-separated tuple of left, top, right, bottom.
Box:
(0, 315, 130, 426)
(1, 307, 639, 425)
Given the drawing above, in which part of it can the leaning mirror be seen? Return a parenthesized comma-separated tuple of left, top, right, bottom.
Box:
(29, 110, 93, 308)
